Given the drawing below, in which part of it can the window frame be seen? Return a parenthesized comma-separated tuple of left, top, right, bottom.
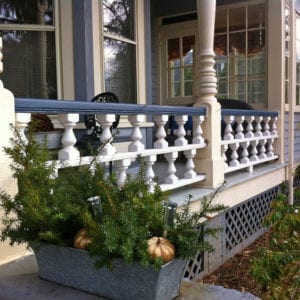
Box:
(0, 0, 64, 99)
(93, 0, 146, 105)
(158, 0, 267, 108)
(159, 20, 197, 106)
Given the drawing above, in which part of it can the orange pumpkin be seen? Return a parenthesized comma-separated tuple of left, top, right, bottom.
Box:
(73, 229, 92, 250)
(147, 236, 175, 263)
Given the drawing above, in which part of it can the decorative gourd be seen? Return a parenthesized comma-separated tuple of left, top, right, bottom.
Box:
(147, 236, 175, 263)
(73, 229, 92, 250)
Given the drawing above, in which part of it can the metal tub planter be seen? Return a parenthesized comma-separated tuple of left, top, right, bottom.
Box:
(33, 244, 187, 300)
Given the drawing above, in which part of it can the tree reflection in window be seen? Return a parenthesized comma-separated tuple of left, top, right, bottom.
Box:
(102, 0, 136, 104)
(0, 0, 56, 99)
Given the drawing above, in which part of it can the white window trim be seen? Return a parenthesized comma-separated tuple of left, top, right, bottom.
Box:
(57, 0, 75, 100)
(0, 0, 75, 100)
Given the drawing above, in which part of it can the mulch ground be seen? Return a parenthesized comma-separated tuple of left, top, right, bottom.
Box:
(199, 230, 271, 298)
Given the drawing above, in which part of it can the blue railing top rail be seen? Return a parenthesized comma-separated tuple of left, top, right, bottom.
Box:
(15, 98, 207, 116)
(222, 108, 278, 117)
(15, 98, 279, 118)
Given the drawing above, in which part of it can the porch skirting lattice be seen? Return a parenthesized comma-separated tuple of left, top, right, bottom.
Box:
(183, 184, 280, 280)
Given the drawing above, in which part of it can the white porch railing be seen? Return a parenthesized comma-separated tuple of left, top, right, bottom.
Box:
(15, 98, 207, 192)
(221, 109, 279, 174)
(14, 98, 280, 192)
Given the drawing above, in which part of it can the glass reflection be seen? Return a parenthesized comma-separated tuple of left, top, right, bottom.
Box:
(104, 37, 136, 104)
(0, 29, 57, 98)
(0, 0, 54, 25)
(103, 0, 134, 40)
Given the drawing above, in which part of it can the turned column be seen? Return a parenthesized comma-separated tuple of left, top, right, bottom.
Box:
(194, 0, 224, 188)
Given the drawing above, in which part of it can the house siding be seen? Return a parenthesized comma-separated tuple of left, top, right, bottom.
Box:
(295, 112, 300, 163)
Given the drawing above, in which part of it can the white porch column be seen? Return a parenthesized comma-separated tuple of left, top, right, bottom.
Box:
(0, 37, 27, 262)
(194, 0, 224, 188)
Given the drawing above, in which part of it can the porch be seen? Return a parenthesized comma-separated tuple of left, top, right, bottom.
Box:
(12, 96, 284, 279)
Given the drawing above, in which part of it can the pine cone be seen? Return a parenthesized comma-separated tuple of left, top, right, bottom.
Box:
(30, 114, 55, 132)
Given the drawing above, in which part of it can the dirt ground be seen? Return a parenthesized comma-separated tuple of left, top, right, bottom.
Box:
(200, 231, 271, 298)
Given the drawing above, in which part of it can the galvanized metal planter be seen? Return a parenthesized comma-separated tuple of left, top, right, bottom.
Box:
(33, 244, 186, 300)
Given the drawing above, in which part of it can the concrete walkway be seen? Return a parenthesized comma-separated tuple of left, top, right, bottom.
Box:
(0, 253, 261, 300)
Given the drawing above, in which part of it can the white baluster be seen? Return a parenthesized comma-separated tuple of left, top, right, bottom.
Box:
(263, 116, 271, 136)
(97, 114, 117, 155)
(235, 116, 245, 139)
(221, 144, 229, 169)
(267, 138, 275, 157)
(270, 116, 278, 136)
(184, 149, 197, 179)
(250, 140, 259, 161)
(154, 115, 168, 149)
(240, 141, 250, 164)
(128, 115, 145, 152)
(58, 113, 80, 160)
(144, 155, 157, 192)
(174, 115, 188, 146)
(259, 139, 267, 159)
(223, 115, 234, 140)
(192, 115, 205, 144)
(115, 158, 131, 187)
(254, 116, 263, 137)
(229, 142, 240, 167)
(245, 116, 254, 138)
(15, 113, 31, 143)
(164, 152, 178, 184)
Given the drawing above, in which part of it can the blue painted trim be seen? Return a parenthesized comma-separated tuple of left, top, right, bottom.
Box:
(221, 109, 278, 117)
(15, 98, 207, 116)
(73, 0, 94, 101)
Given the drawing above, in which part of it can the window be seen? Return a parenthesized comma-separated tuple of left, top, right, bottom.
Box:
(101, 0, 137, 104)
(215, 2, 266, 106)
(159, 19, 196, 105)
(0, 0, 57, 99)
(167, 35, 195, 98)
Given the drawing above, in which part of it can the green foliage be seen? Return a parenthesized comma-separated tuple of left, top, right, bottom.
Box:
(251, 192, 300, 299)
(1, 125, 227, 269)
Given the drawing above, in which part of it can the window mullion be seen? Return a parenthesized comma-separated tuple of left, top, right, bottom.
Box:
(103, 32, 136, 45)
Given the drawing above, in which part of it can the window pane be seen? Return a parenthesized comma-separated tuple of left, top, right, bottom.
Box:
(215, 58, 228, 77)
(248, 79, 265, 104)
(248, 30, 265, 56)
(184, 67, 192, 81)
(184, 81, 193, 96)
(168, 68, 180, 97)
(168, 38, 180, 66)
(297, 63, 300, 83)
(248, 51, 265, 75)
(229, 32, 245, 55)
(103, 0, 135, 40)
(184, 68, 193, 96)
(229, 80, 245, 100)
(229, 32, 246, 78)
(104, 37, 136, 104)
(0, 30, 57, 98)
(248, 4, 265, 29)
(215, 9, 227, 33)
(217, 79, 228, 95)
(229, 7, 245, 31)
(215, 34, 227, 56)
(0, 1, 54, 25)
(182, 36, 194, 66)
(297, 85, 300, 105)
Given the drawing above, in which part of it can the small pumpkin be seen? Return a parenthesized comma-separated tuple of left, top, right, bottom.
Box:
(73, 229, 92, 250)
(147, 236, 175, 263)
